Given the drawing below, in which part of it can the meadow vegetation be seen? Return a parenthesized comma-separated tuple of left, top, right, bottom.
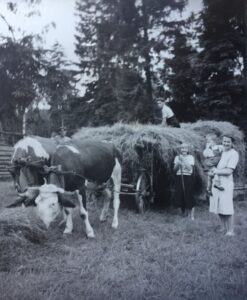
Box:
(1, 181, 247, 300)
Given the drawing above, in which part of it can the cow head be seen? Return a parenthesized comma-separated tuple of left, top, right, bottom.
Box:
(7, 183, 77, 228)
(10, 158, 46, 193)
(10, 136, 57, 192)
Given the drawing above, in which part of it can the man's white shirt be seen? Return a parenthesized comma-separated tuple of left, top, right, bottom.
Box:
(162, 104, 174, 119)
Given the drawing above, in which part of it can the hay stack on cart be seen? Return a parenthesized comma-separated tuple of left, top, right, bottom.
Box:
(73, 121, 245, 210)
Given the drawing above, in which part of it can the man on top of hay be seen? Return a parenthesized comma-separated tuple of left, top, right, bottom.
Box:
(157, 99, 180, 128)
(51, 126, 71, 145)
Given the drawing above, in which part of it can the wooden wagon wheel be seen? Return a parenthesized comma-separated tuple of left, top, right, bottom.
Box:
(135, 171, 153, 213)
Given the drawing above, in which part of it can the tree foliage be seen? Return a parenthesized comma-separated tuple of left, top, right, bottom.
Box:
(162, 28, 198, 122)
(74, 0, 187, 127)
(0, 36, 77, 133)
(1, 0, 246, 135)
(196, 0, 245, 124)
(0, 36, 42, 131)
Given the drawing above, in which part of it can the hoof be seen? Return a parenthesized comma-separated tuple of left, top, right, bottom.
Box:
(87, 231, 95, 238)
(111, 221, 118, 229)
(100, 212, 109, 222)
(63, 229, 72, 234)
(226, 231, 235, 236)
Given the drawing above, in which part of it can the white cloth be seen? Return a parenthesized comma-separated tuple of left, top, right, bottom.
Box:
(203, 144, 223, 158)
(161, 104, 174, 119)
(209, 148, 239, 215)
(174, 154, 195, 176)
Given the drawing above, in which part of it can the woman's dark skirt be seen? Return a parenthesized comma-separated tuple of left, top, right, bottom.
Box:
(174, 175, 195, 210)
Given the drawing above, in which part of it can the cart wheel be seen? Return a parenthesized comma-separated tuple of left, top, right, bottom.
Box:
(135, 172, 152, 213)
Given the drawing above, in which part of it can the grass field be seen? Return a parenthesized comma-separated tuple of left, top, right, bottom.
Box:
(1, 181, 247, 300)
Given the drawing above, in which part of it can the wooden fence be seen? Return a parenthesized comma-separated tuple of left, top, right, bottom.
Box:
(0, 130, 23, 146)
(0, 131, 22, 180)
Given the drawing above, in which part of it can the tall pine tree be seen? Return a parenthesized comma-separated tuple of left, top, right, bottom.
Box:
(74, 0, 187, 126)
(196, 0, 245, 124)
(162, 28, 198, 122)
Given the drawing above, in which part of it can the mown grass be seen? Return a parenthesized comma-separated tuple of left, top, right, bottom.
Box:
(1, 181, 247, 300)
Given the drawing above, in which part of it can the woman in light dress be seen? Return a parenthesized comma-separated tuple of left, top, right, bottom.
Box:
(209, 135, 239, 236)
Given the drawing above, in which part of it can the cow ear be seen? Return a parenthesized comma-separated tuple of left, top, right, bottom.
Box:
(24, 188, 39, 206)
(35, 195, 42, 205)
(57, 192, 76, 208)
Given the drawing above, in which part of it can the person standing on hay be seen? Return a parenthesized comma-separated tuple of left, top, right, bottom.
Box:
(173, 143, 195, 220)
(52, 126, 71, 144)
(209, 134, 239, 236)
(203, 133, 224, 195)
(157, 99, 180, 128)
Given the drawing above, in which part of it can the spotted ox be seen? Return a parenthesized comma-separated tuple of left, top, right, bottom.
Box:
(9, 136, 57, 193)
(7, 140, 122, 238)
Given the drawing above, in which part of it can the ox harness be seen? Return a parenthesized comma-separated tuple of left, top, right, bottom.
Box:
(43, 165, 108, 194)
(10, 158, 110, 194)
(9, 157, 48, 190)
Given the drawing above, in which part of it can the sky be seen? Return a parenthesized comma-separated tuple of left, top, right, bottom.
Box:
(0, 0, 202, 64)
(0, 0, 77, 63)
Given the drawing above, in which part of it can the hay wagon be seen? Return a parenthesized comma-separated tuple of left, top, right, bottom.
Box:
(120, 147, 155, 213)
(73, 121, 246, 212)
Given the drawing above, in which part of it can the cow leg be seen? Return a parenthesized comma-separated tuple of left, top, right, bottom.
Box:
(77, 190, 95, 238)
(111, 158, 121, 229)
(59, 208, 67, 227)
(100, 188, 111, 222)
(81, 185, 87, 209)
(63, 208, 73, 234)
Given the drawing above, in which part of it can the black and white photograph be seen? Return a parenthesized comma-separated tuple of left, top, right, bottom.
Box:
(0, 0, 247, 299)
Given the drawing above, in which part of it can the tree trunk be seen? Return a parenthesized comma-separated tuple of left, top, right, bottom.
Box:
(244, 0, 247, 122)
(142, 1, 154, 121)
(22, 107, 29, 136)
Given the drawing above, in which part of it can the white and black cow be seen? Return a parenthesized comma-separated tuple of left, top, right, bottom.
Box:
(8, 140, 122, 238)
(9, 136, 57, 193)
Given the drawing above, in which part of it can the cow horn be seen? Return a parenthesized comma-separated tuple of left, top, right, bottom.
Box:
(7, 188, 40, 208)
(6, 197, 26, 208)
(18, 191, 28, 198)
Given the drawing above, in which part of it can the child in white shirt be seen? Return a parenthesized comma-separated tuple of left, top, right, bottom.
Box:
(203, 134, 224, 195)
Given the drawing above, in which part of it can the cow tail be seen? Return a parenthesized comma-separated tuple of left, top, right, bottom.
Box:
(114, 147, 122, 165)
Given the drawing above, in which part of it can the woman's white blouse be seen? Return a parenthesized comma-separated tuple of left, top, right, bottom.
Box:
(174, 155, 195, 176)
(217, 148, 239, 171)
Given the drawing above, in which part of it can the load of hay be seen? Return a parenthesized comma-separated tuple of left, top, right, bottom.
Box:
(73, 121, 245, 205)
(0, 208, 47, 272)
